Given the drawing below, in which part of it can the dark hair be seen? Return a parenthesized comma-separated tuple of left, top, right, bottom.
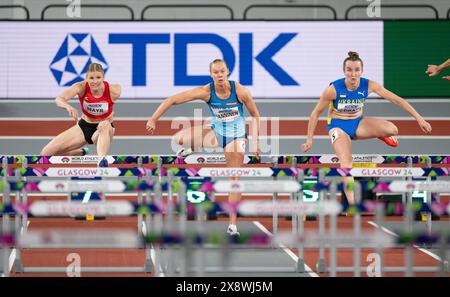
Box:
(209, 59, 228, 72)
(86, 63, 104, 75)
(343, 51, 363, 70)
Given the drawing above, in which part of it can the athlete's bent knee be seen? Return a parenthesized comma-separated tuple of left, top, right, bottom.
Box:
(41, 145, 58, 156)
(389, 124, 398, 136)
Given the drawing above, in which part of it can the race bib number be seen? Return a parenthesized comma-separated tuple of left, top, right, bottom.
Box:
(212, 107, 239, 122)
(337, 103, 363, 113)
(84, 102, 108, 116)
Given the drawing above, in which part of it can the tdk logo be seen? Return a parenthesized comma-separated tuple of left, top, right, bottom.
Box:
(109, 33, 299, 86)
(51, 32, 298, 87)
(50, 33, 108, 86)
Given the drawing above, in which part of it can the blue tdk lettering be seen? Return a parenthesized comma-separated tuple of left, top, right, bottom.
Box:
(109, 32, 298, 87)
(174, 34, 236, 85)
(109, 34, 171, 86)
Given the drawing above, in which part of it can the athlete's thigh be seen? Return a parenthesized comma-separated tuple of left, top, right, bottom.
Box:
(201, 126, 218, 148)
(328, 128, 352, 166)
(354, 117, 394, 140)
(47, 124, 87, 152)
(224, 139, 245, 166)
(92, 125, 115, 145)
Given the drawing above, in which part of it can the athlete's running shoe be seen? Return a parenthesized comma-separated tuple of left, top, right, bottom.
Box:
(378, 136, 399, 147)
(227, 224, 240, 237)
(98, 157, 109, 167)
(176, 147, 194, 158)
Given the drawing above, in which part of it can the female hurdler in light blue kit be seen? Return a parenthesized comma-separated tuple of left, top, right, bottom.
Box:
(302, 52, 432, 206)
(146, 59, 261, 236)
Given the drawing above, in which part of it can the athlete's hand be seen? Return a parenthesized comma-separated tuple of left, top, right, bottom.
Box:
(301, 139, 312, 152)
(443, 76, 450, 82)
(66, 106, 78, 121)
(146, 118, 156, 134)
(417, 117, 432, 134)
(425, 65, 441, 77)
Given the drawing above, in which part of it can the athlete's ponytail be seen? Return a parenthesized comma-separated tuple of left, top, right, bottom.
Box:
(343, 51, 364, 70)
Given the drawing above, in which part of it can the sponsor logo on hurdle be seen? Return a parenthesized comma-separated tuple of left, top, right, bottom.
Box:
(198, 167, 273, 177)
(29, 201, 134, 217)
(184, 154, 251, 164)
(350, 167, 424, 177)
(38, 180, 126, 192)
(45, 167, 121, 177)
(214, 180, 300, 193)
(320, 155, 385, 164)
(19, 229, 140, 249)
(238, 200, 342, 216)
(388, 180, 450, 193)
(49, 156, 115, 164)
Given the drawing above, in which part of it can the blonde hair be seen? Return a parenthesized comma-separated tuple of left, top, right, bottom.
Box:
(86, 63, 104, 75)
(209, 59, 228, 72)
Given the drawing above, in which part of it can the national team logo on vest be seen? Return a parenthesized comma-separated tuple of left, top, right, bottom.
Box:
(50, 33, 109, 87)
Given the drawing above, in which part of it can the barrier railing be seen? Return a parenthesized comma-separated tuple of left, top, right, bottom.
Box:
(1, 155, 449, 277)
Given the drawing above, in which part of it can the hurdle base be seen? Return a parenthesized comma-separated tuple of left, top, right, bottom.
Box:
(74, 216, 106, 221)
(316, 258, 326, 273)
(414, 212, 440, 221)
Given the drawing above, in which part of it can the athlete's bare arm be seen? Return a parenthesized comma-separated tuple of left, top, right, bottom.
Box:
(55, 82, 85, 121)
(146, 85, 210, 134)
(302, 85, 336, 152)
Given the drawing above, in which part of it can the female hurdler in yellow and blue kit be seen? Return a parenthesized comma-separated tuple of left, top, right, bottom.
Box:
(302, 52, 432, 206)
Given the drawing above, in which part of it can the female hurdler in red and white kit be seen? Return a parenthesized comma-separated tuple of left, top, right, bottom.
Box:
(41, 63, 121, 167)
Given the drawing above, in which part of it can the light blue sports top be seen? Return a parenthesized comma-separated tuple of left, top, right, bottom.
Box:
(207, 81, 246, 137)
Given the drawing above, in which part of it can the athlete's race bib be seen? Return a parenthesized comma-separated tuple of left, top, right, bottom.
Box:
(337, 102, 364, 114)
(84, 102, 108, 116)
(212, 107, 239, 122)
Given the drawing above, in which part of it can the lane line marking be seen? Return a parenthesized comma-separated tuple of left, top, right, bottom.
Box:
(367, 221, 442, 262)
(252, 221, 319, 277)
(141, 221, 164, 277)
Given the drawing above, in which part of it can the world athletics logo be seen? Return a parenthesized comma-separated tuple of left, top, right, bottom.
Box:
(49, 33, 108, 86)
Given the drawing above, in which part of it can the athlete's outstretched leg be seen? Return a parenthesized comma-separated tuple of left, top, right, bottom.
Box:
(174, 124, 218, 155)
(40, 125, 87, 156)
(329, 128, 355, 205)
(224, 139, 246, 235)
(354, 117, 398, 139)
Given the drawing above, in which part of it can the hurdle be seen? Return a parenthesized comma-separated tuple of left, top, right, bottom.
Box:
(1, 177, 450, 277)
(0, 156, 176, 276)
(1, 154, 450, 277)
